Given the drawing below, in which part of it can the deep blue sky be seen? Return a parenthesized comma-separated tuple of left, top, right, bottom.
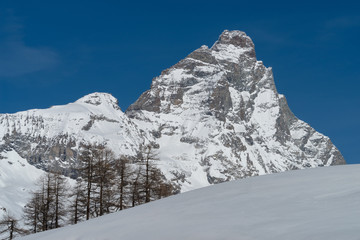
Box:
(0, 1, 359, 164)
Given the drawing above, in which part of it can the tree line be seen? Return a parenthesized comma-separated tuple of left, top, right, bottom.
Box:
(0, 143, 174, 239)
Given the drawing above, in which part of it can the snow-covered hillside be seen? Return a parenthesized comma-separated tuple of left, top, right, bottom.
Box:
(20, 164, 360, 240)
(0, 150, 45, 219)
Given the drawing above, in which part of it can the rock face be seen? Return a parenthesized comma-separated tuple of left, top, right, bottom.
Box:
(126, 30, 345, 191)
(0, 30, 345, 192)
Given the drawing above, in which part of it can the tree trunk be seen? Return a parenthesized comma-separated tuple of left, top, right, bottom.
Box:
(9, 220, 14, 240)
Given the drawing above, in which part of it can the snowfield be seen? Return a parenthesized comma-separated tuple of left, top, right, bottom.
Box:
(20, 164, 360, 240)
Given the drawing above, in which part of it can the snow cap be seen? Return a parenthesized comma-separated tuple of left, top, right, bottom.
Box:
(76, 92, 120, 109)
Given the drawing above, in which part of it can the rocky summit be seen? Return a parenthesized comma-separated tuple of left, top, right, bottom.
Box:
(0, 30, 345, 192)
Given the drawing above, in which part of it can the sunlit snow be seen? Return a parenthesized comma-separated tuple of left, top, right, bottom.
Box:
(19, 165, 360, 240)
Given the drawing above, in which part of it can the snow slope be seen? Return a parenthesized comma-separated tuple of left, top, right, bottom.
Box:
(20, 164, 360, 240)
(0, 150, 45, 218)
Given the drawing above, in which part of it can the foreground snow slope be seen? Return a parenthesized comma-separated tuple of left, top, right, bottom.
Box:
(21, 164, 360, 240)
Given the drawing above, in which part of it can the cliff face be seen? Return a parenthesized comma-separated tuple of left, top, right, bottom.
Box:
(0, 30, 345, 192)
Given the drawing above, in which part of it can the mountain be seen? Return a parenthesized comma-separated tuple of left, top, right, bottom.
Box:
(0, 30, 345, 195)
(126, 30, 345, 190)
(0, 93, 143, 221)
(19, 164, 360, 240)
(0, 92, 145, 176)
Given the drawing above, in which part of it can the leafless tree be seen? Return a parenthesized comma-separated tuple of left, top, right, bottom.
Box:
(51, 171, 69, 228)
(131, 167, 142, 207)
(114, 156, 133, 210)
(93, 147, 116, 216)
(23, 171, 69, 233)
(0, 213, 28, 240)
(68, 179, 86, 224)
(77, 143, 97, 220)
(139, 145, 159, 203)
(23, 191, 41, 233)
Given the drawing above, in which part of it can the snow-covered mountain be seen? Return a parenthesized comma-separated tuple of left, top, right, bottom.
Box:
(0, 93, 143, 222)
(19, 164, 360, 240)
(126, 30, 345, 190)
(0, 93, 145, 176)
(0, 30, 345, 195)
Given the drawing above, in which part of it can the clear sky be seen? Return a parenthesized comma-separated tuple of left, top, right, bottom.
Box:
(0, 1, 359, 164)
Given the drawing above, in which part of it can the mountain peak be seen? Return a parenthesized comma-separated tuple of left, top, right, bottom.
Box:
(214, 30, 254, 48)
(76, 92, 120, 110)
(210, 30, 256, 61)
(220, 29, 247, 38)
